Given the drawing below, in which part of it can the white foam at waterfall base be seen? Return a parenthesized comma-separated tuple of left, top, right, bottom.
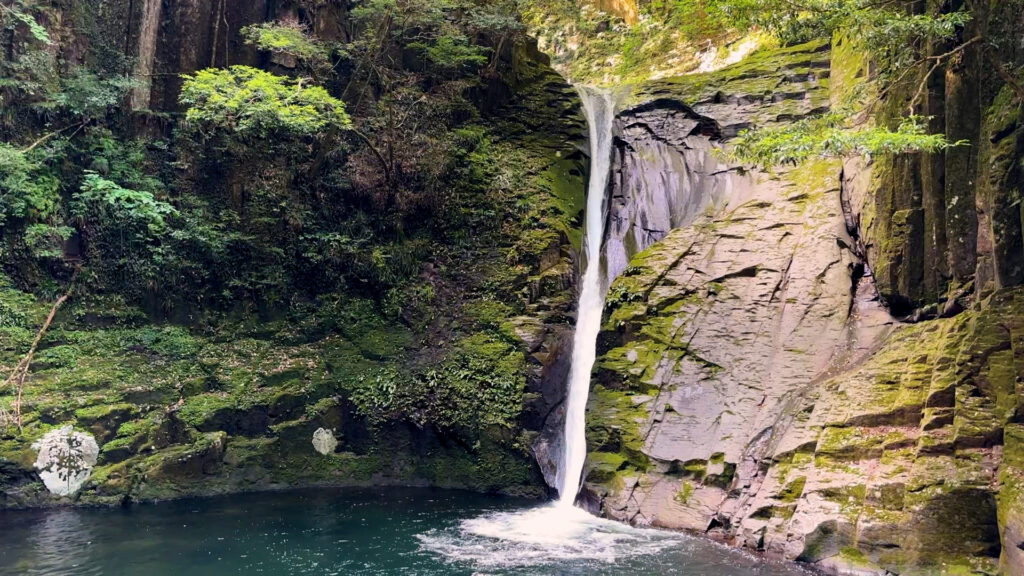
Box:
(416, 503, 686, 569)
(419, 88, 677, 571)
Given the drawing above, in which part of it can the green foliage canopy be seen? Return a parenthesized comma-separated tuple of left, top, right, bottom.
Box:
(729, 113, 961, 168)
(42, 69, 138, 120)
(411, 33, 489, 71)
(241, 22, 331, 69)
(179, 66, 351, 139)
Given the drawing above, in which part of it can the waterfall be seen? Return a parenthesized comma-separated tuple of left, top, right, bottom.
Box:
(130, 0, 162, 111)
(420, 87, 688, 568)
(556, 87, 617, 505)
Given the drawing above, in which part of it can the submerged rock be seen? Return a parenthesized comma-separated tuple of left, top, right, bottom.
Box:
(31, 426, 99, 497)
(311, 428, 338, 455)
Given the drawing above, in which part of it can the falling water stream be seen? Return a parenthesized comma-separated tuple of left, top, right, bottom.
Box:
(416, 88, 808, 573)
(556, 86, 617, 506)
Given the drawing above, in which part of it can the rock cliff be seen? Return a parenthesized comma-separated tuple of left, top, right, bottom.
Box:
(581, 36, 1024, 575)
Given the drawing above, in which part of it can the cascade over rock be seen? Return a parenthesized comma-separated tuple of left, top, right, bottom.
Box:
(5, 2, 1024, 574)
(583, 40, 868, 525)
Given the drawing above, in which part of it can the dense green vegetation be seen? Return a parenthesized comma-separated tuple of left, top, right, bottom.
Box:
(527, 0, 1022, 165)
(0, 0, 584, 499)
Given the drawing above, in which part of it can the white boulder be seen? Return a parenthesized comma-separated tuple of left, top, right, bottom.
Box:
(31, 425, 99, 496)
(311, 427, 338, 455)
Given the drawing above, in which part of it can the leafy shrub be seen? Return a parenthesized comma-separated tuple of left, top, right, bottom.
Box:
(241, 21, 331, 68)
(74, 172, 176, 234)
(70, 173, 177, 296)
(729, 113, 960, 167)
(0, 143, 60, 227)
(180, 66, 350, 139)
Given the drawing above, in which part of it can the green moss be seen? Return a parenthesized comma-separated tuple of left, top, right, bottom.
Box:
(464, 299, 516, 328)
(636, 38, 831, 106)
(74, 402, 135, 421)
(508, 228, 560, 266)
(99, 436, 134, 453)
(176, 394, 237, 428)
(32, 345, 79, 369)
(536, 157, 586, 249)
(816, 425, 915, 460)
(585, 452, 628, 484)
(123, 326, 202, 358)
(829, 32, 869, 107)
(682, 459, 707, 479)
(778, 476, 807, 502)
(585, 384, 652, 474)
(839, 546, 873, 567)
(304, 396, 339, 419)
(787, 158, 841, 200)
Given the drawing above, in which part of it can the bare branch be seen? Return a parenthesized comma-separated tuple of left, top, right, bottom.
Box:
(1, 269, 78, 432)
(907, 36, 983, 115)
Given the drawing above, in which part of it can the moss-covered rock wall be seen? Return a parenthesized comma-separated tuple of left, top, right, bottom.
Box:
(0, 1, 588, 506)
(857, 1, 1024, 317)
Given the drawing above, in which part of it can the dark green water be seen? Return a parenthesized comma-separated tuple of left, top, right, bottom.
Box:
(0, 488, 814, 575)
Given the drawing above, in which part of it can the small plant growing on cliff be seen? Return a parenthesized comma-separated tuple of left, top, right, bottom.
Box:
(0, 143, 59, 227)
(728, 113, 960, 168)
(241, 21, 332, 75)
(0, 1, 50, 44)
(73, 172, 176, 234)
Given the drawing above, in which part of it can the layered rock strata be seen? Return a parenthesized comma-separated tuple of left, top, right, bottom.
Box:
(581, 39, 1024, 574)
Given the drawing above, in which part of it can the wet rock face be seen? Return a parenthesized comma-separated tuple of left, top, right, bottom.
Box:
(740, 290, 1023, 575)
(604, 99, 744, 285)
(527, 327, 573, 491)
(588, 152, 865, 540)
(32, 426, 99, 497)
(585, 36, 865, 557)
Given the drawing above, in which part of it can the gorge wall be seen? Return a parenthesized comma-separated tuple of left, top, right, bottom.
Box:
(4, 2, 1024, 575)
(1, 1, 585, 506)
(577, 11, 1024, 576)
